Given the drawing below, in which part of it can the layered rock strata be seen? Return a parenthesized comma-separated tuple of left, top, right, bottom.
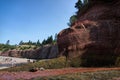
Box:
(0, 45, 58, 59)
(57, 0, 120, 66)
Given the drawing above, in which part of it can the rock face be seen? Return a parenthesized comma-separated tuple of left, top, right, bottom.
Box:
(57, 0, 120, 66)
(0, 45, 58, 59)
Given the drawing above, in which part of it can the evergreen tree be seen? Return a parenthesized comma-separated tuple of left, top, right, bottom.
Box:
(28, 40, 32, 45)
(32, 42, 37, 45)
(42, 39, 46, 45)
(6, 40, 10, 45)
(47, 35, 53, 44)
(84, 0, 88, 5)
(36, 40, 41, 46)
(75, 0, 83, 10)
(68, 15, 77, 26)
(54, 33, 57, 41)
(19, 40, 23, 45)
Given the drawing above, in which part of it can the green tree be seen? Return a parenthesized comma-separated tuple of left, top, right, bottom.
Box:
(67, 0, 83, 27)
(28, 40, 32, 45)
(83, 0, 88, 5)
(54, 33, 57, 42)
(41, 35, 54, 45)
(68, 15, 77, 26)
(32, 42, 37, 45)
(19, 40, 23, 45)
(6, 40, 10, 45)
(47, 36, 53, 44)
(75, 0, 83, 10)
(42, 39, 46, 45)
(36, 40, 41, 46)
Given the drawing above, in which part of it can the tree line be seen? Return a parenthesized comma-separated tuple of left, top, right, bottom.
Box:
(0, 34, 57, 52)
(19, 34, 57, 46)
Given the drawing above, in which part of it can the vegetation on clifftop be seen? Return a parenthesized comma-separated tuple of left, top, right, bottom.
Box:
(0, 34, 57, 52)
(68, 0, 89, 26)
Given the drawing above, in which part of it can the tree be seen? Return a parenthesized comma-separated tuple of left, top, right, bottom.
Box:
(41, 35, 54, 45)
(54, 33, 57, 41)
(75, 0, 83, 10)
(19, 40, 23, 45)
(83, 0, 88, 5)
(42, 39, 46, 45)
(28, 40, 32, 45)
(68, 15, 77, 26)
(67, 0, 83, 27)
(36, 40, 41, 46)
(47, 36, 53, 44)
(6, 40, 10, 45)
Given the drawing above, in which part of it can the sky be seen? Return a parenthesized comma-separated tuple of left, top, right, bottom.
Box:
(0, 0, 77, 45)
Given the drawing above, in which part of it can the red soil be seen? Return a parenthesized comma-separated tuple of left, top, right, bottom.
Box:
(0, 68, 120, 80)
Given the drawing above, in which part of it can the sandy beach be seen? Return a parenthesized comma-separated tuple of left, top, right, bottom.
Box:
(0, 56, 35, 69)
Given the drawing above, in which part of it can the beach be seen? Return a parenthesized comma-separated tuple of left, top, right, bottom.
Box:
(0, 56, 35, 69)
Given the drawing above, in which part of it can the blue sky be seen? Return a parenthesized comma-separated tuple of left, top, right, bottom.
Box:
(0, 0, 77, 44)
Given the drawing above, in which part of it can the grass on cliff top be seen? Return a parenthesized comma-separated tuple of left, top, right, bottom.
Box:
(1, 56, 66, 72)
(32, 70, 120, 80)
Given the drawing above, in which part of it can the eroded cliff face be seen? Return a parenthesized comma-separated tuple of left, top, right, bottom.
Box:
(57, 0, 120, 66)
(0, 45, 58, 59)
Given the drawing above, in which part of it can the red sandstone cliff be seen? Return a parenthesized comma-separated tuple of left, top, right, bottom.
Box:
(57, 0, 120, 66)
(0, 45, 58, 59)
